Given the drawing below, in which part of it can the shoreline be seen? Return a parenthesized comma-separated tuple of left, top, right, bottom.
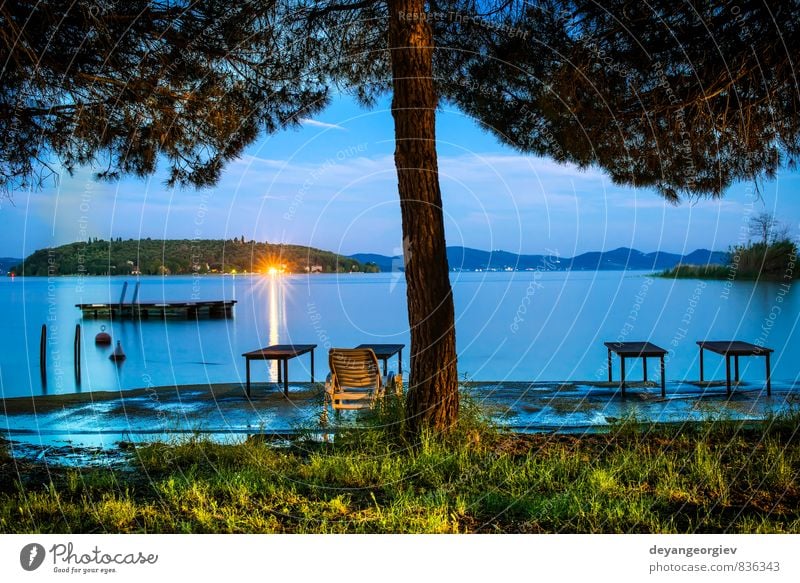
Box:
(2, 380, 797, 450)
(0, 378, 756, 414)
(2, 409, 799, 533)
(7, 269, 664, 278)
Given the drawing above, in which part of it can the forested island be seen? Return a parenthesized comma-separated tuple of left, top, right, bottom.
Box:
(12, 238, 379, 276)
(660, 214, 798, 282)
(660, 240, 798, 281)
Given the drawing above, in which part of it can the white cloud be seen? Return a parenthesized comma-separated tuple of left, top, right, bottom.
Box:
(235, 151, 615, 207)
(10, 147, 782, 256)
(299, 118, 347, 131)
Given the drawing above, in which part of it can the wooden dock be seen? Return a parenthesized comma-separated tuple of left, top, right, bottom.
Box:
(76, 300, 236, 320)
(75, 282, 235, 319)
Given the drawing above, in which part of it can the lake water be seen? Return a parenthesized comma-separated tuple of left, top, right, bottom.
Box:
(1, 271, 799, 399)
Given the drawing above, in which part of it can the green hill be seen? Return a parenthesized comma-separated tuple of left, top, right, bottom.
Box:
(13, 239, 379, 276)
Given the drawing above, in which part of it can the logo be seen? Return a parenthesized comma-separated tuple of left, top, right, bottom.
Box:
(20, 543, 46, 571)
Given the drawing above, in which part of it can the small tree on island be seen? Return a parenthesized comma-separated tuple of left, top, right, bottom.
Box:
(2, 1, 800, 436)
(735, 211, 797, 280)
(749, 212, 792, 247)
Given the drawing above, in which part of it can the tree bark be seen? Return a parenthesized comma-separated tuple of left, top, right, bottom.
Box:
(388, 0, 459, 435)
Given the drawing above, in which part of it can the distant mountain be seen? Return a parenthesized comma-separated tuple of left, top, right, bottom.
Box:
(0, 257, 22, 274)
(568, 248, 679, 270)
(682, 249, 729, 265)
(568, 247, 728, 271)
(349, 253, 397, 273)
(447, 247, 546, 270)
(350, 247, 728, 272)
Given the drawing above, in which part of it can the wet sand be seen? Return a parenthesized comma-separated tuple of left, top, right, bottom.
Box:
(0, 382, 321, 415)
(2, 379, 798, 448)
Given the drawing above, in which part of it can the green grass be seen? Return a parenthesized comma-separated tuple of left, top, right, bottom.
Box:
(659, 264, 730, 279)
(1, 403, 800, 533)
(0, 439, 9, 464)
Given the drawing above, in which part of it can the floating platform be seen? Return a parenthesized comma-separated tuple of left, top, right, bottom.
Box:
(75, 300, 236, 320)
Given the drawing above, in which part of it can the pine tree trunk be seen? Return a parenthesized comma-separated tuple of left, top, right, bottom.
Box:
(388, 0, 459, 435)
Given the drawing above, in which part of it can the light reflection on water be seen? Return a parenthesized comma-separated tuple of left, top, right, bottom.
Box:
(1, 271, 799, 399)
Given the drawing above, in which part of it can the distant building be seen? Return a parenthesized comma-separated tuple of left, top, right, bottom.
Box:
(127, 260, 141, 275)
(304, 264, 324, 273)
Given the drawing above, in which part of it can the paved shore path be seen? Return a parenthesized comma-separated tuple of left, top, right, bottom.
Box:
(2, 380, 798, 450)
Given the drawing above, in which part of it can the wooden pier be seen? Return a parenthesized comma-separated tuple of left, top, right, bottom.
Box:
(76, 300, 236, 320)
(75, 281, 235, 320)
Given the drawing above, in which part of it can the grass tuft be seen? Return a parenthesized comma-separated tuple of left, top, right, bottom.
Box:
(1, 404, 800, 533)
(659, 264, 730, 279)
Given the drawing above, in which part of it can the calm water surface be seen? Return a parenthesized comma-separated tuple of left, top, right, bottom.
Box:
(1, 271, 799, 398)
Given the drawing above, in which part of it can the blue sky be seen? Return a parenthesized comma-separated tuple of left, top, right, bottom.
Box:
(2, 93, 799, 259)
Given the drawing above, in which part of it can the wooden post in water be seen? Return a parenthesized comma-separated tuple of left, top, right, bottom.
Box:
(131, 281, 140, 303)
(39, 323, 47, 386)
(118, 281, 129, 307)
(131, 281, 141, 319)
(74, 323, 81, 386)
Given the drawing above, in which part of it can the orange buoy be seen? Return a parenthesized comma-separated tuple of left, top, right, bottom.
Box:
(95, 325, 112, 345)
(109, 340, 126, 362)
